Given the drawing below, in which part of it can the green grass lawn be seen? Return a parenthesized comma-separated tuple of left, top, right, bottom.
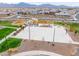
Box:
(51, 21, 79, 33)
(65, 22, 79, 33)
(54, 21, 65, 26)
(0, 21, 19, 27)
(0, 38, 22, 53)
(0, 28, 16, 40)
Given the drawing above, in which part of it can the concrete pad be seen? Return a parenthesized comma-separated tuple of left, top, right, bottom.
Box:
(13, 25, 73, 43)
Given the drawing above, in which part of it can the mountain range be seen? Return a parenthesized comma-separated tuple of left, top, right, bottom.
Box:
(0, 2, 78, 8)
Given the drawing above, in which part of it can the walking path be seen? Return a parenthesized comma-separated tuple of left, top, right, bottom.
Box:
(13, 50, 62, 56)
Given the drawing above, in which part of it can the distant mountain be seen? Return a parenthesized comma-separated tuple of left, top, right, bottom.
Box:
(38, 4, 58, 8)
(15, 2, 37, 8)
(38, 4, 71, 8)
(0, 2, 77, 8)
(0, 3, 15, 8)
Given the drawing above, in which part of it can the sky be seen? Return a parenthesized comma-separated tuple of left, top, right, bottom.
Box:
(0, 0, 79, 6)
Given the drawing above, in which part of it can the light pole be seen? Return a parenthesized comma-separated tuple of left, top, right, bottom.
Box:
(42, 36, 45, 42)
(52, 24, 55, 46)
(28, 22, 31, 40)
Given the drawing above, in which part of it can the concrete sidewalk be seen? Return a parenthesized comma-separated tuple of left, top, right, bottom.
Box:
(13, 50, 62, 56)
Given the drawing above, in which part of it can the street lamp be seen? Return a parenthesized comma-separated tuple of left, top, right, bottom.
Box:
(52, 23, 55, 46)
(42, 36, 45, 42)
(28, 21, 31, 40)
